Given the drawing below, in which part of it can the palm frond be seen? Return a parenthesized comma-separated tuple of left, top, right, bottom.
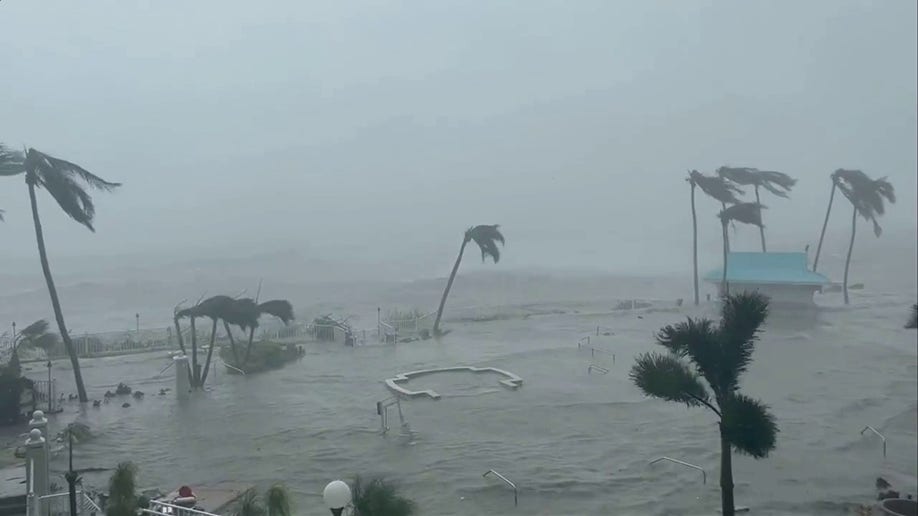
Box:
(177, 295, 237, 320)
(0, 144, 25, 176)
(757, 170, 796, 197)
(352, 475, 417, 516)
(18, 319, 50, 340)
(836, 171, 894, 237)
(0, 209, 4, 221)
(717, 292, 769, 392)
(690, 170, 743, 204)
(655, 318, 723, 394)
(224, 298, 261, 330)
(720, 394, 778, 458)
(716, 166, 759, 186)
(107, 462, 138, 515)
(234, 489, 265, 516)
(906, 304, 917, 329)
(467, 224, 504, 263)
(630, 352, 711, 409)
(718, 202, 765, 227)
(264, 484, 292, 516)
(258, 300, 295, 325)
(27, 148, 120, 190)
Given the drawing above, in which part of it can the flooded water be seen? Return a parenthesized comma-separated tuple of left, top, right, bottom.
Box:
(5, 274, 917, 515)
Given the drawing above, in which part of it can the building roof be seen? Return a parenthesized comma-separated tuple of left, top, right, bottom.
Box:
(704, 252, 831, 286)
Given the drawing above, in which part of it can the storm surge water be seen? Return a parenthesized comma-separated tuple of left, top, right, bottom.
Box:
(5, 273, 917, 515)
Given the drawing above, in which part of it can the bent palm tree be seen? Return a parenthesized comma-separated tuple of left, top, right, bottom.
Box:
(176, 295, 238, 386)
(813, 169, 866, 271)
(630, 292, 778, 516)
(432, 225, 504, 335)
(0, 144, 120, 402)
(836, 172, 895, 304)
(717, 167, 795, 252)
(352, 476, 416, 516)
(717, 203, 764, 297)
(224, 298, 294, 369)
(687, 171, 743, 305)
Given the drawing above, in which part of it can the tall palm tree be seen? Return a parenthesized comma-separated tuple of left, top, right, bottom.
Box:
(352, 476, 416, 516)
(0, 144, 120, 402)
(836, 172, 895, 304)
(432, 225, 504, 335)
(813, 169, 867, 272)
(630, 292, 778, 516)
(717, 167, 795, 252)
(687, 171, 743, 305)
(717, 203, 764, 297)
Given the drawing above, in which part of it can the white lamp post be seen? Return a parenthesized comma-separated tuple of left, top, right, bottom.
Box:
(323, 480, 352, 516)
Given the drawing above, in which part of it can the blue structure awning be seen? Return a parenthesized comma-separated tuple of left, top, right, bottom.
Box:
(704, 252, 831, 286)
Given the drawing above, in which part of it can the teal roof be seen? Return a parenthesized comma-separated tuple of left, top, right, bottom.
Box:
(704, 252, 831, 286)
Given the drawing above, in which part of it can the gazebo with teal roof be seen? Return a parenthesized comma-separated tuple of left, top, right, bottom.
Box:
(705, 252, 831, 305)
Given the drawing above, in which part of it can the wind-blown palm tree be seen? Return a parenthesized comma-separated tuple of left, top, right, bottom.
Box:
(224, 298, 294, 370)
(176, 295, 238, 387)
(630, 292, 778, 516)
(717, 167, 795, 252)
(0, 144, 120, 402)
(836, 172, 895, 304)
(717, 203, 764, 296)
(352, 476, 416, 516)
(106, 462, 138, 516)
(687, 171, 743, 305)
(813, 169, 867, 272)
(432, 225, 504, 335)
(11, 319, 59, 371)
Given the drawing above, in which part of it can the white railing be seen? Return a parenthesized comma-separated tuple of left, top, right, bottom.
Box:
(587, 364, 609, 375)
(577, 337, 615, 363)
(860, 425, 887, 458)
(649, 456, 706, 484)
(376, 397, 407, 434)
(483, 469, 518, 507)
(143, 500, 223, 516)
(34, 490, 102, 516)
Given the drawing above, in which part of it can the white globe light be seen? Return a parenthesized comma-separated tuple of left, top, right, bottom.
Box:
(323, 480, 352, 509)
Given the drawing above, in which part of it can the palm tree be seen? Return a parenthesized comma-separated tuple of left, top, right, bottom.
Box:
(906, 305, 917, 329)
(176, 295, 238, 387)
(233, 485, 292, 516)
(630, 292, 778, 516)
(717, 167, 795, 252)
(106, 462, 138, 516)
(813, 169, 866, 272)
(0, 144, 120, 403)
(241, 299, 294, 368)
(717, 203, 764, 297)
(836, 172, 895, 304)
(10, 319, 59, 375)
(687, 171, 743, 305)
(432, 225, 504, 335)
(352, 476, 416, 516)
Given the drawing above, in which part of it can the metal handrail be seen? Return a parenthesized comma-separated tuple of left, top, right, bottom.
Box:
(577, 336, 590, 349)
(649, 456, 706, 484)
(483, 469, 518, 507)
(221, 360, 246, 376)
(860, 426, 887, 457)
(587, 364, 609, 375)
(143, 500, 223, 516)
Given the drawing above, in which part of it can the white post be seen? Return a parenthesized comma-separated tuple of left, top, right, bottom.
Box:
(28, 411, 50, 488)
(174, 355, 191, 400)
(25, 429, 48, 515)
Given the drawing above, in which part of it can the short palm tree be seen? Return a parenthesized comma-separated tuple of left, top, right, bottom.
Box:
(352, 476, 416, 516)
(0, 144, 121, 402)
(836, 172, 895, 304)
(813, 169, 865, 271)
(233, 485, 292, 516)
(432, 225, 504, 335)
(630, 292, 778, 516)
(717, 167, 795, 252)
(717, 203, 764, 296)
(106, 462, 138, 516)
(687, 171, 743, 305)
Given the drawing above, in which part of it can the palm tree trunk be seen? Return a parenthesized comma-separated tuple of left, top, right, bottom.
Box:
(843, 206, 857, 305)
(691, 183, 699, 305)
(722, 220, 730, 297)
(172, 316, 187, 356)
(433, 238, 469, 335)
(243, 327, 256, 368)
(190, 317, 199, 388)
(28, 181, 88, 402)
(200, 319, 218, 385)
(721, 203, 730, 253)
(813, 181, 836, 272)
(755, 185, 766, 252)
(223, 321, 240, 366)
(719, 424, 735, 516)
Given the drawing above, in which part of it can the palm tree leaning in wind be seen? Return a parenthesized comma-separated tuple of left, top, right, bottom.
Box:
(687, 171, 743, 305)
(0, 144, 120, 402)
(813, 169, 865, 272)
(836, 171, 895, 305)
(432, 225, 504, 336)
(717, 203, 765, 297)
(630, 292, 778, 516)
(717, 167, 795, 252)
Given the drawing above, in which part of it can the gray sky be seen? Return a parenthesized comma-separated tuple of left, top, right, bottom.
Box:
(1, 0, 916, 278)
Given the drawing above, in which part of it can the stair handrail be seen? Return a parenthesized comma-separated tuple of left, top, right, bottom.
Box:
(483, 469, 518, 507)
(649, 456, 706, 484)
(860, 425, 887, 457)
